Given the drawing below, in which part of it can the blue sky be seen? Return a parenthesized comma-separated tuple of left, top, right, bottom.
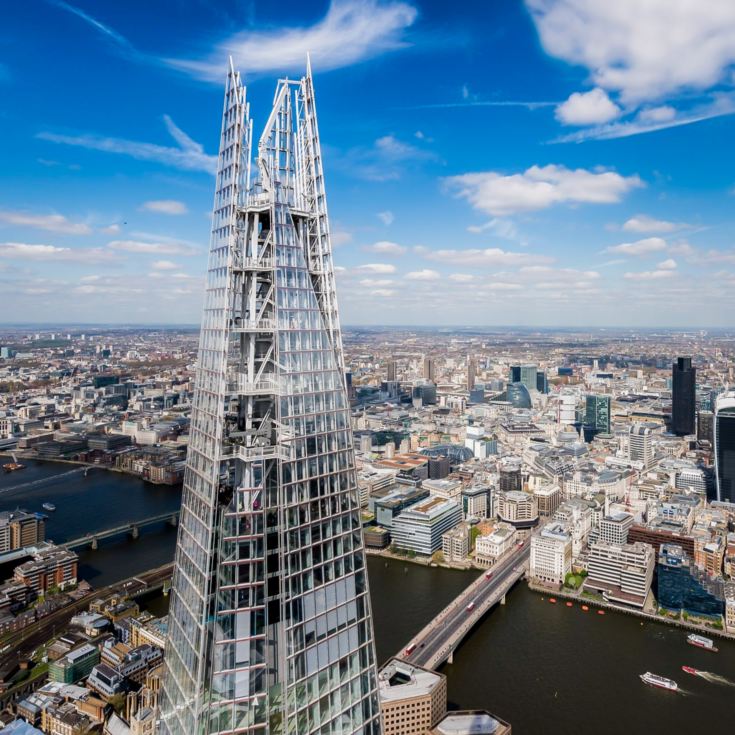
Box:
(2, 0, 735, 326)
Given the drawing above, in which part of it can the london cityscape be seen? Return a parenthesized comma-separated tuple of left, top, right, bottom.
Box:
(2, 2, 735, 734)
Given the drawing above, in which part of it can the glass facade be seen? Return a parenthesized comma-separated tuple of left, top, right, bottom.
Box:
(158, 64, 381, 735)
(671, 357, 696, 436)
(715, 398, 735, 503)
(585, 394, 611, 435)
(657, 544, 724, 617)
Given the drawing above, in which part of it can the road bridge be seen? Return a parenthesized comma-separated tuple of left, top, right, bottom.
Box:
(399, 541, 530, 670)
(62, 510, 180, 550)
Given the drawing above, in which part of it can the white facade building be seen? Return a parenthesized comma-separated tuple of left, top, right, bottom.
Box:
(530, 523, 572, 585)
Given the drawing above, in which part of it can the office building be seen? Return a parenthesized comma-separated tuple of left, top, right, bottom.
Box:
(715, 392, 735, 502)
(13, 545, 78, 593)
(461, 486, 489, 519)
(378, 659, 447, 735)
(158, 63, 381, 735)
(509, 364, 537, 393)
(585, 541, 655, 608)
(628, 424, 653, 468)
(698, 410, 714, 444)
(48, 644, 100, 684)
(585, 394, 611, 436)
(498, 458, 522, 493)
(530, 523, 572, 585)
(391, 498, 463, 555)
(597, 512, 634, 545)
(430, 711, 512, 735)
(475, 524, 516, 567)
(496, 491, 539, 529)
(657, 543, 725, 617)
(671, 357, 696, 436)
(442, 523, 472, 562)
(467, 358, 476, 390)
(0, 510, 46, 552)
(505, 383, 532, 409)
(387, 360, 397, 383)
(424, 356, 436, 382)
(536, 370, 548, 394)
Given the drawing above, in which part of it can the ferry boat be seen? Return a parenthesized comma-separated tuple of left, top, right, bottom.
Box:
(681, 666, 700, 676)
(640, 672, 678, 691)
(687, 634, 718, 652)
(42, 503, 56, 512)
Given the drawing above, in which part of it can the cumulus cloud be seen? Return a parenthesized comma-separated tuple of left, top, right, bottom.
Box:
(624, 269, 676, 280)
(0, 242, 116, 262)
(341, 134, 436, 181)
(0, 210, 91, 235)
(555, 88, 621, 125)
(357, 263, 397, 274)
(141, 200, 188, 215)
(622, 214, 686, 233)
(448, 273, 475, 282)
(424, 247, 553, 267)
(167, 0, 417, 81)
(107, 239, 198, 255)
(364, 240, 406, 256)
(445, 164, 642, 216)
(605, 237, 667, 256)
(405, 269, 440, 280)
(359, 278, 394, 287)
(657, 258, 677, 270)
(151, 260, 180, 270)
(377, 211, 395, 225)
(527, 0, 735, 105)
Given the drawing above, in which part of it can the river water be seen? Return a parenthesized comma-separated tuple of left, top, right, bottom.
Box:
(2, 460, 734, 732)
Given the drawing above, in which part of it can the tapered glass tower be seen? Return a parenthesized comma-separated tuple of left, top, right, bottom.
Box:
(158, 61, 382, 735)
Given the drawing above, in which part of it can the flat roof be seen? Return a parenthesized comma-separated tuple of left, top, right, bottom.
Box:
(433, 711, 508, 734)
(378, 659, 443, 702)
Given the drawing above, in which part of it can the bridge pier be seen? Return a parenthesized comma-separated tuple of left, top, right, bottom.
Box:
(447, 651, 453, 665)
(90, 537, 98, 550)
(130, 526, 139, 540)
(500, 594, 506, 605)
(169, 514, 178, 527)
(163, 580, 171, 596)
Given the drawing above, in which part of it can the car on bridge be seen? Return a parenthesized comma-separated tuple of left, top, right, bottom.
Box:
(485, 571, 493, 580)
(466, 600, 476, 612)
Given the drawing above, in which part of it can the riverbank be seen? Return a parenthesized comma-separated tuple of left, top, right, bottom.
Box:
(528, 581, 735, 641)
(365, 546, 478, 571)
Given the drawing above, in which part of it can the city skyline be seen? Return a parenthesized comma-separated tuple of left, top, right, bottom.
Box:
(2, 1, 735, 327)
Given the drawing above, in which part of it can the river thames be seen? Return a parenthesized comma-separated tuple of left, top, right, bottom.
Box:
(1, 460, 733, 732)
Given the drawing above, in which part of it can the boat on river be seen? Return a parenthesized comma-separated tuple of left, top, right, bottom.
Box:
(640, 672, 678, 691)
(42, 503, 56, 512)
(687, 634, 718, 652)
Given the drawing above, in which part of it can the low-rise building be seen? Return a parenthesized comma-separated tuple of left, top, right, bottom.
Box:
(496, 491, 538, 530)
(391, 498, 463, 556)
(585, 541, 655, 608)
(48, 644, 100, 685)
(378, 659, 447, 735)
(475, 524, 517, 567)
(13, 545, 78, 593)
(442, 523, 471, 562)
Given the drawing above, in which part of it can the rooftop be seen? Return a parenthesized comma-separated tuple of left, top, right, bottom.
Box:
(378, 659, 444, 702)
(431, 710, 511, 735)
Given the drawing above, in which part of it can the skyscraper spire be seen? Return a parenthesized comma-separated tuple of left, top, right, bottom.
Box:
(158, 62, 382, 735)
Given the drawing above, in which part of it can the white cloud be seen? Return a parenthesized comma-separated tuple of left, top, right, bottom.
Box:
(605, 237, 667, 256)
(448, 273, 475, 282)
(467, 218, 519, 240)
(167, 0, 418, 81)
(638, 105, 677, 123)
(657, 258, 677, 270)
(364, 240, 406, 256)
(38, 114, 216, 174)
(357, 263, 397, 274)
(100, 224, 120, 234)
(485, 282, 523, 291)
(0, 210, 91, 235)
(624, 269, 676, 280)
(518, 265, 600, 281)
(445, 164, 642, 216)
(527, 0, 735, 105)
(0, 242, 116, 262)
(331, 229, 353, 247)
(141, 200, 188, 215)
(371, 288, 398, 298)
(108, 239, 198, 255)
(151, 260, 180, 270)
(377, 210, 395, 225)
(405, 269, 440, 281)
(359, 278, 394, 287)
(342, 134, 436, 181)
(622, 215, 685, 233)
(424, 247, 553, 267)
(555, 88, 621, 125)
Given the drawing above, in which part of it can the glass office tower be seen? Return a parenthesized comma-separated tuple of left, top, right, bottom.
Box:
(671, 357, 696, 436)
(715, 393, 735, 503)
(158, 61, 382, 735)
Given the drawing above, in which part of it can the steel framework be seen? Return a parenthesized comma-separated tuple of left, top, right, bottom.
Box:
(158, 61, 382, 735)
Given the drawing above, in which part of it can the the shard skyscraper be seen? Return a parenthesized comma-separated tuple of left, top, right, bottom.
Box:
(158, 61, 382, 735)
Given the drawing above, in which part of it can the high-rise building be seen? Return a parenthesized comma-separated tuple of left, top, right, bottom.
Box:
(509, 364, 537, 393)
(387, 360, 397, 383)
(715, 392, 735, 502)
(158, 62, 381, 735)
(467, 358, 476, 391)
(536, 370, 548, 394)
(423, 356, 435, 382)
(628, 424, 653, 467)
(671, 357, 696, 436)
(585, 394, 611, 436)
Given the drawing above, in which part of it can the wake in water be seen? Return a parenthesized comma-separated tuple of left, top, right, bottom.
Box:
(697, 671, 735, 687)
(0, 466, 88, 495)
